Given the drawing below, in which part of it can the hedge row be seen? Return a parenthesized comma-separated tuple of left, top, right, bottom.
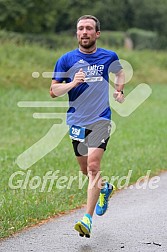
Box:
(99, 31, 125, 48)
(0, 29, 166, 50)
(101, 29, 167, 50)
(0, 30, 77, 49)
(126, 28, 166, 50)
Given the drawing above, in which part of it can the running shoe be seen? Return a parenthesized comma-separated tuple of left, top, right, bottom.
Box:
(95, 182, 115, 216)
(74, 215, 92, 238)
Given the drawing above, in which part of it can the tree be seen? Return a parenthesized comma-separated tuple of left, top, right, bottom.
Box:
(92, 0, 134, 31)
(0, 0, 167, 36)
(129, 0, 167, 35)
(0, 0, 58, 33)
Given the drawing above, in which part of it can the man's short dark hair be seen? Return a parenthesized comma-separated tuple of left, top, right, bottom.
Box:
(77, 15, 100, 32)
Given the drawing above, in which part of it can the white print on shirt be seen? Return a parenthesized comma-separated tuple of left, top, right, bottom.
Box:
(83, 64, 104, 82)
(84, 64, 104, 76)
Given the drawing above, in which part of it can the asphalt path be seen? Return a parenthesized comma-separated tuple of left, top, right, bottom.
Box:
(0, 172, 167, 252)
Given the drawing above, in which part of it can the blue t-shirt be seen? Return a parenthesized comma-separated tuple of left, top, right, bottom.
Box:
(52, 48, 122, 126)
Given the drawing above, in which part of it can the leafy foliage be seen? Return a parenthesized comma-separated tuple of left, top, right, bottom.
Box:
(127, 28, 158, 50)
(0, 0, 167, 34)
(0, 0, 167, 49)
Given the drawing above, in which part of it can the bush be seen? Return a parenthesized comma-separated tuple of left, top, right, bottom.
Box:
(99, 31, 125, 48)
(157, 35, 167, 50)
(0, 29, 125, 50)
(126, 28, 158, 50)
(0, 29, 166, 50)
(0, 30, 77, 49)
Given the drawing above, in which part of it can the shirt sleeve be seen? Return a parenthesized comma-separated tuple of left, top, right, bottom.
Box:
(52, 55, 68, 82)
(108, 52, 123, 74)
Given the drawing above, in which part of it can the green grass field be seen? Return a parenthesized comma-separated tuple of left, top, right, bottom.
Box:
(0, 43, 167, 238)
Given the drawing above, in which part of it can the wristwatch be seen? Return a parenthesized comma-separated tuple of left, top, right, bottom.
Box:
(117, 90, 124, 94)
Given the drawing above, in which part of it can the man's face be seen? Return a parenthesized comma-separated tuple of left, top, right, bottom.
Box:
(76, 19, 100, 49)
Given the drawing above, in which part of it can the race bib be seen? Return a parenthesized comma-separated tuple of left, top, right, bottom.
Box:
(69, 125, 86, 142)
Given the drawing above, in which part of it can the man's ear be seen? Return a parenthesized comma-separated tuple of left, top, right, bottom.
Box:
(96, 31, 100, 39)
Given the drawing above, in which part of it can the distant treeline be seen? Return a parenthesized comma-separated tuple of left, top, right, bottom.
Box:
(0, 0, 167, 49)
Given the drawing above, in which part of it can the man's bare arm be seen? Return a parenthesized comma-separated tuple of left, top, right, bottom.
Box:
(113, 69, 125, 103)
(50, 68, 85, 98)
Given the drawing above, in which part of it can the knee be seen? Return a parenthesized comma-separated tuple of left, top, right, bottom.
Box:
(87, 161, 100, 177)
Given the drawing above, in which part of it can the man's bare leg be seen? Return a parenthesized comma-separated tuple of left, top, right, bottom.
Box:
(76, 156, 88, 176)
(74, 148, 104, 237)
(76, 148, 104, 216)
(86, 148, 104, 216)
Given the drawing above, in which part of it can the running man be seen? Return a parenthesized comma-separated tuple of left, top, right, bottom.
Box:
(50, 15, 125, 238)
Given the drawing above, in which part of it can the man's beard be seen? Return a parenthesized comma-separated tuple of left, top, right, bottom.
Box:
(79, 39, 96, 49)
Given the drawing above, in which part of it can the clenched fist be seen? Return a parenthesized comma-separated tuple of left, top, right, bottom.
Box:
(73, 68, 86, 86)
(113, 90, 125, 103)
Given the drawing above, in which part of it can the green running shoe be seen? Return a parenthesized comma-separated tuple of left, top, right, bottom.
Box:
(74, 215, 92, 238)
(96, 182, 115, 216)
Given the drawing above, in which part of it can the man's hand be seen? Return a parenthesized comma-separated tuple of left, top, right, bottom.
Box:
(50, 69, 86, 97)
(113, 90, 125, 103)
(73, 68, 85, 86)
